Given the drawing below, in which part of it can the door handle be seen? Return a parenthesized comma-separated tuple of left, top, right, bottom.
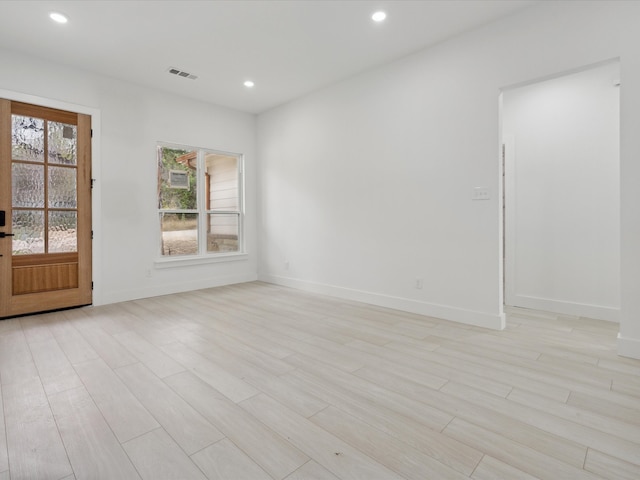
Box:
(0, 232, 15, 238)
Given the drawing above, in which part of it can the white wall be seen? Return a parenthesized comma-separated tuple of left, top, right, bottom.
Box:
(503, 62, 620, 321)
(257, 1, 640, 357)
(0, 48, 258, 304)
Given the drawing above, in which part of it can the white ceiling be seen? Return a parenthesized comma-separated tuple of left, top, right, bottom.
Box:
(0, 0, 538, 114)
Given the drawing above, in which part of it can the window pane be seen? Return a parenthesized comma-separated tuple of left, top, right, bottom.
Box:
(12, 210, 45, 255)
(207, 214, 239, 253)
(48, 166, 77, 208)
(48, 121, 77, 165)
(12, 163, 45, 208)
(205, 154, 238, 211)
(49, 211, 77, 253)
(160, 213, 198, 256)
(12, 115, 44, 162)
(158, 147, 197, 210)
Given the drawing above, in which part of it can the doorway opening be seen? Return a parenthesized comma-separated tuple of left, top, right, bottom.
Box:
(500, 60, 621, 323)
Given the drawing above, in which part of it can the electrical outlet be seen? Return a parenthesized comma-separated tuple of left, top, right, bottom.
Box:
(415, 278, 423, 289)
(145, 269, 152, 278)
(284, 260, 290, 270)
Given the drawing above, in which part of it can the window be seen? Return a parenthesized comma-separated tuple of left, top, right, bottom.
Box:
(11, 114, 79, 255)
(157, 143, 243, 260)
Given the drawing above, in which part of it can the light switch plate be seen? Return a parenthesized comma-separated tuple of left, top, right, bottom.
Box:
(472, 187, 490, 200)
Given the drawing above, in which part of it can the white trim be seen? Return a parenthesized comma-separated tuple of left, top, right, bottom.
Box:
(102, 272, 257, 304)
(0, 89, 103, 306)
(502, 135, 517, 307)
(260, 274, 505, 330)
(509, 294, 619, 322)
(617, 333, 640, 360)
(155, 252, 248, 268)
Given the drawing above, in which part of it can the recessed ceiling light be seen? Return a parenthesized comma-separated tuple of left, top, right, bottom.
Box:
(49, 12, 68, 24)
(244, 80, 255, 88)
(372, 11, 386, 22)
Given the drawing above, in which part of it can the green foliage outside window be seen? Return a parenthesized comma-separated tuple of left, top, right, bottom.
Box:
(158, 147, 197, 210)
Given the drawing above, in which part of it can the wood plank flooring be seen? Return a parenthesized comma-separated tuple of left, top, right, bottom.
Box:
(1, 281, 639, 480)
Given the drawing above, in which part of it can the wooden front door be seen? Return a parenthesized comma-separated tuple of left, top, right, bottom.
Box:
(0, 99, 92, 318)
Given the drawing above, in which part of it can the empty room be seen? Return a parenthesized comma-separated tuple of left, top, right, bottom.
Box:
(0, 1, 639, 479)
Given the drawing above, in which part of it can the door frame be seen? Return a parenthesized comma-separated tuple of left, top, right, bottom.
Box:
(0, 89, 103, 307)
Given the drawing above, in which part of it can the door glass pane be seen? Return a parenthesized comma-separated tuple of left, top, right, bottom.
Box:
(160, 213, 198, 256)
(48, 121, 77, 165)
(205, 154, 238, 211)
(206, 213, 239, 253)
(12, 115, 45, 162)
(48, 166, 77, 208)
(158, 147, 197, 210)
(12, 210, 45, 255)
(49, 211, 77, 253)
(12, 163, 45, 208)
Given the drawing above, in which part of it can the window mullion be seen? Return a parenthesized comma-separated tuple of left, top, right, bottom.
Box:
(197, 149, 206, 255)
(239, 155, 244, 252)
(207, 210, 240, 215)
(160, 209, 198, 214)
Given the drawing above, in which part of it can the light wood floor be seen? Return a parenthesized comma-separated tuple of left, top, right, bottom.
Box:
(1, 282, 639, 480)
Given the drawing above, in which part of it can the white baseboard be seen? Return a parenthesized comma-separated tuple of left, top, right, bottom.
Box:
(617, 333, 640, 360)
(509, 294, 619, 322)
(99, 273, 258, 305)
(259, 274, 505, 330)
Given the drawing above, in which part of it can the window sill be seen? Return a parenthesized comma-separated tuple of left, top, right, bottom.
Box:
(154, 252, 248, 269)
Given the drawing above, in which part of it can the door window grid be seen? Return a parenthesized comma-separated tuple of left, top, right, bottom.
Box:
(11, 114, 78, 255)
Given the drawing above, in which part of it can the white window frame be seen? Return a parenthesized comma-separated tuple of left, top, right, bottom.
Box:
(155, 142, 246, 268)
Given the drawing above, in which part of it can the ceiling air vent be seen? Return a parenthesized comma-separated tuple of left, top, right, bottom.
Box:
(168, 67, 198, 80)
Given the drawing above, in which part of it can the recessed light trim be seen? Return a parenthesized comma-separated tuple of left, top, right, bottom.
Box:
(49, 12, 68, 24)
(244, 80, 255, 88)
(372, 11, 386, 22)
